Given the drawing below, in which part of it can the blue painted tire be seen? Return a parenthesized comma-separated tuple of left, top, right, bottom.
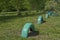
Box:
(21, 23, 35, 38)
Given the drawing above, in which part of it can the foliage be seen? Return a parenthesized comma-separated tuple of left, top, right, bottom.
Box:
(45, 0, 58, 11)
(0, 0, 60, 14)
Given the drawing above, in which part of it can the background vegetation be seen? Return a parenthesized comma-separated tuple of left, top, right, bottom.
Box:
(0, 0, 60, 40)
(0, 0, 60, 15)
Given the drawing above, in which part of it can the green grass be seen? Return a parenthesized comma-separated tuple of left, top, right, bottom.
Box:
(0, 13, 60, 40)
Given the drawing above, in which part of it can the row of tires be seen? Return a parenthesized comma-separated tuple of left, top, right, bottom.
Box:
(21, 11, 58, 38)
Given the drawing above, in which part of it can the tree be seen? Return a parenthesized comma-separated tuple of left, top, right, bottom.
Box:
(22, 0, 31, 11)
(0, 0, 10, 12)
(29, 0, 46, 10)
(10, 0, 21, 15)
(45, 0, 58, 11)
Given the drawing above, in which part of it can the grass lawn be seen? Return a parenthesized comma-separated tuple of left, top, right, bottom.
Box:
(0, 13, 60, 40)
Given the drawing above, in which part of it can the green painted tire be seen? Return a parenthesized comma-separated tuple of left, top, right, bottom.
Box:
(47, 11, 53, 16)
(37, 16, 43, 24)
(46, 14, 49, 18)
(21, 23, 35, 38)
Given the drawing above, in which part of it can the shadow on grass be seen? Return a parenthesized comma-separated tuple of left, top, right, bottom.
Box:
(28, 31, 39, 37)
(0, 15, 20, 23)
(43, 21, 46, 23)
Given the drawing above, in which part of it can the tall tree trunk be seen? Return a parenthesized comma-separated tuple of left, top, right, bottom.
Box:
(17, 8, 21, 15)
(16, 0, 21, 16)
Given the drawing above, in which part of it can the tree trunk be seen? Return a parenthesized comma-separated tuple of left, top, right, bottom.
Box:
(17, 8, 21, 16)
(16, 0, 21, 16)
